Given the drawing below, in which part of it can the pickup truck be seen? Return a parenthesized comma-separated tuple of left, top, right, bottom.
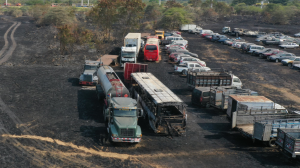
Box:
(174, 62, 210, 74)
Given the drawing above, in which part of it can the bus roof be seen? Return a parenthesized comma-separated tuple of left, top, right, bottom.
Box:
(131, 73, 184, 105)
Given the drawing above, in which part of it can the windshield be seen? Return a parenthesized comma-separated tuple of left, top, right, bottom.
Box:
(233, 78, 241, 83)
(156, 32, 163, 35)
(122, 52, 135, 57)
(126, 44, 136, 47)
(146, 45, 157, 50)
(84, 65, 98, 70)
(114, 109, 137, 117)
(289, 57, 296, 60)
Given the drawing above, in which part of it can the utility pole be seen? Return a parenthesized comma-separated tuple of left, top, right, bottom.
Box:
(88, 0, 89, 6)
(6, 0, 7, 6)
(81, 0, 83, 7)
(211, 0, 213, 8)
(159, 0, 161, 6)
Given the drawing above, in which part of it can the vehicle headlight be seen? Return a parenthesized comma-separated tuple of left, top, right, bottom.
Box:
(137, 134, 142, 137)
(111, 134, 118, 137)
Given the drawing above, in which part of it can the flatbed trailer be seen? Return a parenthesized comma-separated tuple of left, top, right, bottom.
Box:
(237, 117, 300, 147)
(130, 72, 187, 135)
(276, 128, 300, 158)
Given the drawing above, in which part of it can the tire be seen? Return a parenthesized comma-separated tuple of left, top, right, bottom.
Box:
(288, 63, 292, 68)
(182, 70, 187, 76)
(275, 59, 279, 63)
(269, 138, 277, 147)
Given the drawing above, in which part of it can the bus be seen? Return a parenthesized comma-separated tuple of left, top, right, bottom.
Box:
(144, 36, 159, 61)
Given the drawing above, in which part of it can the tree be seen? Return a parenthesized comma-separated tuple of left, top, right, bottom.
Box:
(269, 0, 289, 5)
(231, 0, 259, 6)
(189, 0, 202, 7)
(202, 8, 218, 21)
(149, 0, 158, 3)
(160, 7, 192, 30)
(165, 0, 184, 9)
(214, 2, 232, 17)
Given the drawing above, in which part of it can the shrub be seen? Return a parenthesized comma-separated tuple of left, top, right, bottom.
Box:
(11, 9, 23, 18)
(38, 7, 77, 26)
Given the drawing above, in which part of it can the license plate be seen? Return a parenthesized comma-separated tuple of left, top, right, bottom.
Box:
(149, 51, 153, 52)
(149, 59, 152, 61)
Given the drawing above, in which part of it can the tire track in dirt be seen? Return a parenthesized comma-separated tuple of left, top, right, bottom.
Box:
(0, 22, 17, 59)
(0, 96, 105, 167)
(0, 22, 21, 64)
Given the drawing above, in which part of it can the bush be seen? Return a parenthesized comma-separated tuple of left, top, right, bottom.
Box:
(20, 6, 30, 16)
(11, 9, 23, 18)
(38, 7, 77, 26)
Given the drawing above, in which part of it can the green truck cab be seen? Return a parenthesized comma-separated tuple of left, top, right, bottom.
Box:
(104, 96, 143, 143)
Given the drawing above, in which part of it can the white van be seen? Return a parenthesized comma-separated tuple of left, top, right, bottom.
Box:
(200, 30, 213, 35)
(248, 45, 265, 54)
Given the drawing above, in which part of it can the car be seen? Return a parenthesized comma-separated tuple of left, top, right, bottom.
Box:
(169, 53, 187, 61)
(281, 57, 300, 68)
(170, 49, 198, 58)
(294, 33, 300, 37)
(260, 50, 286, 59)
(292, 57, 300, 69)
(178, 56, 206, 67)
(279, 43, 299, 49)
(165, 44, 186, 51)
(268, 53, 296, 62)
(254, 48, 279, 56)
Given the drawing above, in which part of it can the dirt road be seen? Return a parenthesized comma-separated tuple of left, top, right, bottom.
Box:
(0, 21, 21, 64)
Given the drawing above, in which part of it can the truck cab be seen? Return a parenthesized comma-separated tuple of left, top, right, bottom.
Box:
(155, 30, 164, 40)
(120, 46, 137, 67)
(79, 60, 100, 85)
(104, 97, 143, 143)
(222, 27, 230, 34)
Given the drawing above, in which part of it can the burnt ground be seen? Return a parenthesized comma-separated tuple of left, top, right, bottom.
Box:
(0, 15, 300, 168)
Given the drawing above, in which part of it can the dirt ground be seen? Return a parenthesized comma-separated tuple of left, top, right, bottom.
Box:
(1, 15, 300, 168)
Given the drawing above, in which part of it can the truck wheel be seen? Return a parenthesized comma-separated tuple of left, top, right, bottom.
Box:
(269, 138, 277, 147)
(275, 59, 279, 63)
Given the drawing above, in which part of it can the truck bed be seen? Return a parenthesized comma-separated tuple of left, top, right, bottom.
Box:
(237, 124, 253, 138)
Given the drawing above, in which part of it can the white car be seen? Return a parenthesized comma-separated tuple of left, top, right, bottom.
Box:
(232, 42, 245, 48)
(294, 33, 300, 37)
(178, 56, 206, 67)
(279, 43, 299, 49)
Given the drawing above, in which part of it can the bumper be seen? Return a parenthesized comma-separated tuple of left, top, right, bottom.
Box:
(281, 62, 288, 65)
(79, 81, 96, 86)
(111, 137, 141, 143)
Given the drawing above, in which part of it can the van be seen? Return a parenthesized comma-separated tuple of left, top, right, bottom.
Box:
(248, 45, 265, 54)
(200, 30, 213, 35)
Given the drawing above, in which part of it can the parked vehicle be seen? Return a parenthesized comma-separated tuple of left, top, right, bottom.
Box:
(190, 27, 203, 34)
(222, 27, 231, 34)
(205, 33, 220, 40)
(164, 36, 188, 47)
(186, 69, 242, 89)
(281, 57, 300, 67)
(180, 24, 199, 31)
(279, 43, 299, 49)
(230, 28, 244, 36)
(169, 52, 187, 61)
(79, 60, 101, 85)
(155, 30, 164, 40)
(292, 57, 300, 69)
(174, 62, 210, 74)
(240, 118, 300, 147)
(262, 38, 282, 45)
(241, 43, 255, 52)
(200, 30, 213, 36)
(211, 35, 227, 42)
(120, 33, 141, 67)
(268, 53, 296, 62)
(161, 35, 182, 46)
(247, 45, 265, 55)
(254, 48, 278, 56)
(166, 44, 186, 53)
(96, 66, 143, 143)
(170, 49, 198, 58)
(131, 73, 187, 135)
(276, 128, 300, 158)
(192, 86, 257, 109)
(218, 37, 230, 43)
(232, 42, 245, 48)
(123, 63, 148, 82)
(178, 56, 205, 66)
(260, 50, 286, 59)
(294, 33, 300, 37)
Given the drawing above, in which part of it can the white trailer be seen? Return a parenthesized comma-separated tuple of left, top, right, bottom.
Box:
(180, 24, 199, 31)
(120, 33, 142, 67)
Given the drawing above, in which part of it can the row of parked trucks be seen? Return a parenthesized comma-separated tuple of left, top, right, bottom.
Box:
(186, 24, 300, 157)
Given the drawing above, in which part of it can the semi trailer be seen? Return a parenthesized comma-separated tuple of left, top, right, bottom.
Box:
(130, 72, 187, 135)
(96, 66, 143, 143)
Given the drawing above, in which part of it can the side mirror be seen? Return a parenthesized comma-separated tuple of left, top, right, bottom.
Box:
(139, 109, 144, 117)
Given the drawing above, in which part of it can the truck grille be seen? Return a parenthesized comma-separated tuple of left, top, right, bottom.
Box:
(120, 129, 134, 137)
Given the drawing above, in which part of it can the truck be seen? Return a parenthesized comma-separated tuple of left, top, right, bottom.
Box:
(230, 28, 244, 36)
(226, 95, 292, 144)
(155, 30, 164, 40)
(96, 66, 143, 143)
(190, 27, 203, 34)
(130, 72, 187, 135)
(180, 24, 200, 31)
(120, 33, 141, 67)
(222, 27, 231, 34)
(174, 62, 210, 75)
(79, 60, 101, 85)
(186, 69, 243, 89)
(276, 128, 300, 158)
(192, 86, 258, 109)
